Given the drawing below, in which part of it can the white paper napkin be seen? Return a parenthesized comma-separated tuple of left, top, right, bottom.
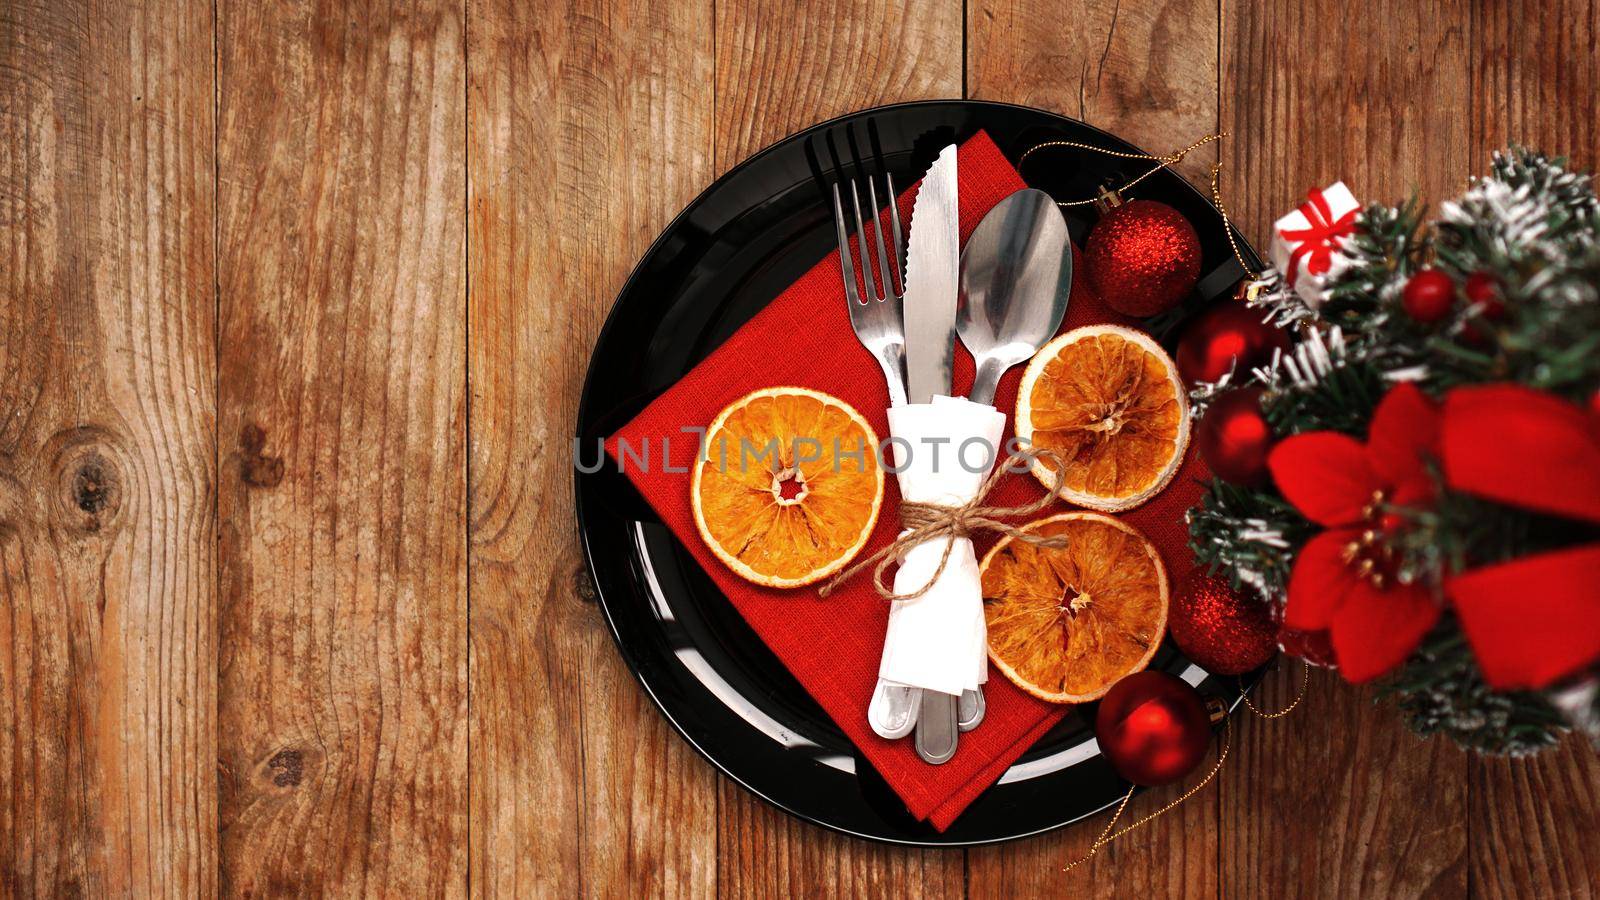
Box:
(876, 395, 1008, 698)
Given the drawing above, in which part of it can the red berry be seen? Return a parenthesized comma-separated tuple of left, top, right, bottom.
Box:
(1402, 269, 1456, 323)
(1463, 271, 1505, 320)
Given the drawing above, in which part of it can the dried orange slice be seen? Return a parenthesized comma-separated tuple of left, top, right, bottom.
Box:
(691, 387, 884, 588)
(1016, 324, 1189, 512)
(980, 512, 1168, 702)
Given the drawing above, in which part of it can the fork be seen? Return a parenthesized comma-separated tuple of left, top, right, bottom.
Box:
(832, 174, 908, 408)
(831, 172, 922, 740)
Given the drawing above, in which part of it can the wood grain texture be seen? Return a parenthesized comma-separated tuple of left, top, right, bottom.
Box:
(717, 780, 963, 899)
(1221, 2, 1474, 896)
(214, 1, 468, 896)
(969, 0, 1220, 184)
(1470, 0, 1600, 172)
(964, 3, 1221, 895)
(1223, 0, 1472, 229)
(0, 0, 217, 895)
(965, 769, 1219, 899)
(708, 2, 965, 893)
(1223, 670, 1469, 898)
(466, 0, 718, 897)
(713, 0, 963, 170)
(1470, 739, 1600, 898)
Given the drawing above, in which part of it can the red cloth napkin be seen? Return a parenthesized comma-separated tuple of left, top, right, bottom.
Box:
(608, 131, 1208, 829)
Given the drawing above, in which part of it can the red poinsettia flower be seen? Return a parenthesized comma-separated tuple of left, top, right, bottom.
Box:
(1266, 383, 1442, 682)
(1441, 384, 1600, 690)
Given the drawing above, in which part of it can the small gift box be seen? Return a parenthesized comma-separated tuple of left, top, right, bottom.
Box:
(1270, 182, 1361, 307)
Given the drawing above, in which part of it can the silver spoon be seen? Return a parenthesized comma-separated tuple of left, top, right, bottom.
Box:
(958, 189, 1073, 406)
(948, 189, 1072, 737)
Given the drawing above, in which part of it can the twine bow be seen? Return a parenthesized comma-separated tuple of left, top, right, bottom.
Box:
(819, 450, 1072, 601)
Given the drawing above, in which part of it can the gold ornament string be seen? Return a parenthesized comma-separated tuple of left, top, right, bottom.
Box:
(1208, 160, 1261, 280)
(1018, 131, 1261, 280)
(1241, 658, 1311, 719)
(1061, 659, 1312, 873)
(819, 450, 1072, 602)
(1018, 133, 1227, 206)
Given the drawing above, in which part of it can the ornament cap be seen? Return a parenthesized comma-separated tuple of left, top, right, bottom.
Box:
(1093, 185, 1124, 213)
(1205, 695, 1229, 725)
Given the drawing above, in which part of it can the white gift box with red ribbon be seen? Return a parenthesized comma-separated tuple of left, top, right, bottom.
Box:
(1270, 182, 1361, 307)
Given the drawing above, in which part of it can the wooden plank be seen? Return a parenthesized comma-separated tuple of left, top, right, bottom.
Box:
(0, 0, 217, 895)
(713, 0, 964, 170)
(214, 1, 468, 895)
(466, 1, 719, 896)
(1222, 671, 1469, 897)
(1221, 3, 1473, 895)
(1470, 0, 1600, 171)
(965, 1, 1220, 895)
(710, 2, 965, 895)
(968, 0, 1221, 184)
(1469, 740, 1600, 898)
(1222, 0, 1472, 231)
(717, 781, 964, 898)
(1468, 2, 1600, 895)
(965, 774, 1219, 898)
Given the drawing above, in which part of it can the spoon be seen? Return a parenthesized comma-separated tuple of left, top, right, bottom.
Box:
(948, 189, 1072, 736)
(958, 189, 1073, 405)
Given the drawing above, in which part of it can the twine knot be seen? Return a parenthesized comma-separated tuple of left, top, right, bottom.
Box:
(819, 450, 1073, 602)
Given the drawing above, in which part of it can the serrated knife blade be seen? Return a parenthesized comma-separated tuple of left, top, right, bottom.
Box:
(902, 144, 960, 405)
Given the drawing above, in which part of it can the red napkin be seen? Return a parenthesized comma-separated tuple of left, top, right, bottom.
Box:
(608, 131, 1208, 829)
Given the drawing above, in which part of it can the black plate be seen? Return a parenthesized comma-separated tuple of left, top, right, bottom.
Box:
(574, 100, 1264, 846)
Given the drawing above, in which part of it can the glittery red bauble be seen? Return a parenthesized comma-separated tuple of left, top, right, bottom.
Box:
(1196, 386, 1273, 485)
(1402, 268, 1457, 323)
(1169, 569, 1278, 675)
(1094, 671, 1213, 786)
(1176, 302, 1291, 386)
(1085, 200, 1203, 317)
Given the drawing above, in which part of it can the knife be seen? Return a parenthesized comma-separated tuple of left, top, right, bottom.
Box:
(903, 144, 960, 404)
(901, 143, 963, 763)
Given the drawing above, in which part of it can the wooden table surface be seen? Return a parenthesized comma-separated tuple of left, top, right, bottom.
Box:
(4, 0, 1599, 896)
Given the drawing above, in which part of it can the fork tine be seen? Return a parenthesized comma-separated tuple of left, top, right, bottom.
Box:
(884, 173, 904, 295)
(831, 182, 861, 305)
(866, 177, 895, 302)
(848, 178, 880, 301)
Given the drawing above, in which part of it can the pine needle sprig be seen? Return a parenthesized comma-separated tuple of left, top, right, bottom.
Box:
(1187, 478, 1316, 602)
(1381, 619, 1567, 756)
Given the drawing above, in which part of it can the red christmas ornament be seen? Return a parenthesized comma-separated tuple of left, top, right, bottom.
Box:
(1463, 271, 1505, 320)
(1085, 199, 1203, 318)
(1176, 301, 1291, 386)
(1196, 386, 1274, 485)
(1169, 569, 1278, 675)
(1401, 268, 1457, 323)
(1094, 671, 1213, 786)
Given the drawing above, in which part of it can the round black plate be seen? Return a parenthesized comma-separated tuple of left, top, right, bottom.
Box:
(575, 100, 1263, 846)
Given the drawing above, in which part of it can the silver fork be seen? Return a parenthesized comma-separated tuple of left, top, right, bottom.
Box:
(832, 172, 920, 740)
(832, 174, 908, 407)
